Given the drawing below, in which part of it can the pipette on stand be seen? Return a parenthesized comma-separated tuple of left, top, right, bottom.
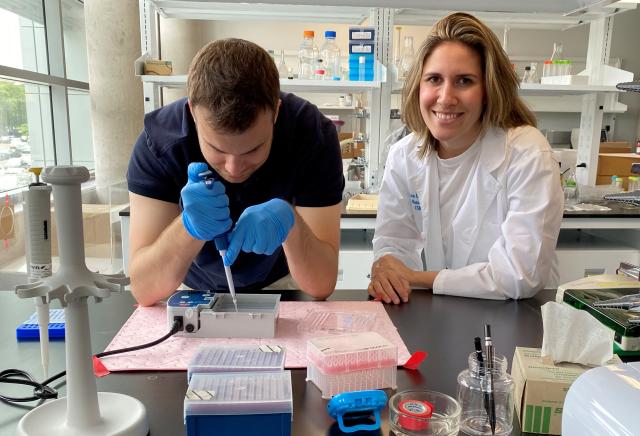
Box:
(26, 167, 53, 378)
(198, 170, 238, 311)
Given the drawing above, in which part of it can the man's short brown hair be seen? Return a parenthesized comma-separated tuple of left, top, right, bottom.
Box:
(187, 38, 280, 133)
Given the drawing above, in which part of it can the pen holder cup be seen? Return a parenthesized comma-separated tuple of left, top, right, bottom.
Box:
(457, 352, 514, 436)
(389, 390, 461, 436)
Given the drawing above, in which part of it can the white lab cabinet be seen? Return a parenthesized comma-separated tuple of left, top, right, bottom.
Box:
(336, 229, 374, 290)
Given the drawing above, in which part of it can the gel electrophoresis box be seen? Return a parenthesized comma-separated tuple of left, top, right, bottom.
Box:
(167, 291, 280, 338)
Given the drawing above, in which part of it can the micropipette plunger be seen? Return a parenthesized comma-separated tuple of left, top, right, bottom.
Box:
(198, 170, 238, 311)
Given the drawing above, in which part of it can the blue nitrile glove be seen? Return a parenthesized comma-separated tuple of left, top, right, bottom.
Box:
(181, 162, 232, 241)
(223, 198, 295, 266)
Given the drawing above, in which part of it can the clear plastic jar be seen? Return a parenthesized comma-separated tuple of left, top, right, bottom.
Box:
(298, 30, 318, 80)
(457, 352, 514, 436)
(389, 390, 461, 436)
(320, 30, 340, 80)
(542, 60, 552, 77)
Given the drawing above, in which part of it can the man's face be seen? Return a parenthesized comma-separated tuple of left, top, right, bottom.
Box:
(190, 103, 278, 184)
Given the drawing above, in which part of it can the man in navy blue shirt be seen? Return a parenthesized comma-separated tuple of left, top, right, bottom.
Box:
(127, 38, 344, 306)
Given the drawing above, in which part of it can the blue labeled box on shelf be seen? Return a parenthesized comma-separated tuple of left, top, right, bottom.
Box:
(348, 52, 375, 81)
(348, 55, 374, 69)
(349, 69, 375, 81)
(185, 371, 293, 436)
(16, 309, 65, 341)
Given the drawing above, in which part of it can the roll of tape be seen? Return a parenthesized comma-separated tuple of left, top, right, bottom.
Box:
(398, 399, 434, 431)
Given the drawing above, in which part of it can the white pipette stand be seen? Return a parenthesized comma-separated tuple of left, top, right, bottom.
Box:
(15, 166, 148, 436)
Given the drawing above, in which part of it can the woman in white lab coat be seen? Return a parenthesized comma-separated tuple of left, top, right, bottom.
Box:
(369, 12, 564, 303)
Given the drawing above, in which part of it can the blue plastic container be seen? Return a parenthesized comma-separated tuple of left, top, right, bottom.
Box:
(185, 371, 292, 436)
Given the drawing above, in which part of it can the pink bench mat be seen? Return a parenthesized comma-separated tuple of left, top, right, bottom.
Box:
(100, 300, 412, 371)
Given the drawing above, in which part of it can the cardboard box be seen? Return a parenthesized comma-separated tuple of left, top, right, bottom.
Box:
(511, 347, 621, 434)
(144, 60, 173, 75)
(346, 194, 378, 212)
(600, 141, 630, 153)
(596, 152, 640, 189)
(341, 138, 365, 159)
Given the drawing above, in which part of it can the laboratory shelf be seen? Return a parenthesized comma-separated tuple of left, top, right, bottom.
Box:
(319, 104, 358, 110)
(392, 6, 636, 29)
(139, 75, 382, 93)
(518, 83, 620, 95)
(139, 74, 187, 88)
(150, 1, 371, 23)
(523, 95, 626, 113)
(392, 81, 620, 95)
(150, 0, 635, 24)
(280, 78, 382, 93)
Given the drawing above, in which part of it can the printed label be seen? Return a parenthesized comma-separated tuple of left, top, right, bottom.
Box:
(410, 193, 421, 211)
(29, 263, 51, 278)
(352, 31, 373, 39)
(352, 45, 373, 54)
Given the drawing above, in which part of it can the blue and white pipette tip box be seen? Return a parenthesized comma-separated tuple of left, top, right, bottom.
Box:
(16, 309, 65, 341)
(188, 344, 286, 380)
(184, 371, 293, 436)
(167, 290, 280, 338)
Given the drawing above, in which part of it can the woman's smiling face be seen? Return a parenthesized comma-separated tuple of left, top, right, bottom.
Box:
(419, 41, 485, 158)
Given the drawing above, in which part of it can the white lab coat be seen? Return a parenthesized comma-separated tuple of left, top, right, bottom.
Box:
(373, 126, 564, 300)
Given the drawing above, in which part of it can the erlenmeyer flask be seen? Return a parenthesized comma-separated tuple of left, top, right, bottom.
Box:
(277, 50, 289, 79)
(398, 36, 414, 80)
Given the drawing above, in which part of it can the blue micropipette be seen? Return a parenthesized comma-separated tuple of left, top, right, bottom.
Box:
(198, 170, 238, 311)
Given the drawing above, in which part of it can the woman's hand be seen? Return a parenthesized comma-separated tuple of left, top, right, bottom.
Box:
(368, 255, 415, 304)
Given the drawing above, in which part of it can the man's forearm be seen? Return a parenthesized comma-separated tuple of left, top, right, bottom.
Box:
(282, 211, 338, 299)
(130, 217, 204, 306)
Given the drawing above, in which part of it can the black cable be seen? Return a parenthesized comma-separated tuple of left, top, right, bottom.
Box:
(96, 319, 181, 358)
(1, 319, 182, 405)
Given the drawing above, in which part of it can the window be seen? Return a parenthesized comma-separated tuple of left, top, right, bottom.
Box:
(62, 0, 88, 83)
(0, 4, 47, 74)
(0, 79, 55, 191)
(68, 88, 93, 169)
(0, 0, 91, 193)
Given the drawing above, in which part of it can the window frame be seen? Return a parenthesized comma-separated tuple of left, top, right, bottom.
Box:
(0, 0, 90, 180)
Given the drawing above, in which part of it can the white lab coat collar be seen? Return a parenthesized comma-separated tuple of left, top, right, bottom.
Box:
(421, 128, 507, 270)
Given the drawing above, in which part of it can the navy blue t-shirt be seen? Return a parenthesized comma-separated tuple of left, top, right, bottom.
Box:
(127, 93, 344, 291)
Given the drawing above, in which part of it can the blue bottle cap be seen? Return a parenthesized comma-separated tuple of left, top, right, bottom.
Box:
(325, 30, 336, 38)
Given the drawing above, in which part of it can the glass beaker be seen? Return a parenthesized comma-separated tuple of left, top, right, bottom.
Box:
(457, 352, 514, 436)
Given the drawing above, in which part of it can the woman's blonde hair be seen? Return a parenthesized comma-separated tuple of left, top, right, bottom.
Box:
(402, 12, 536, 158)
